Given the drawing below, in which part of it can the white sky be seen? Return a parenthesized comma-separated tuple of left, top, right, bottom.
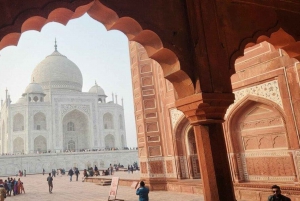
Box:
(0, 14, 137, 147)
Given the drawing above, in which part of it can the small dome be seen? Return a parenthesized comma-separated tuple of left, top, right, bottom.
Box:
(16, 97, 26, 104)
(24, 82, 44, 94)
(89, 82, 106, 96)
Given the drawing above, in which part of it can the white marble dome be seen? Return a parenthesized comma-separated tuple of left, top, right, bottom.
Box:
(89, 82, 106, 96)
(31, 50, 83, 92)
(24, 82, 44, 94)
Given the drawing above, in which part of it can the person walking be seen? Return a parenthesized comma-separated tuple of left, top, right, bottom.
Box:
(47, 173, 53, 193)
(130, 165, 134, 174)
(109, 164, 113, 175)
(75, 168, 80, 181)
(43, 168, 45, 175)
(268, 185, 291, 201)
(23, 169, 26, 177)
(136, 181, 149, 201)
(68, 168, 74, 182)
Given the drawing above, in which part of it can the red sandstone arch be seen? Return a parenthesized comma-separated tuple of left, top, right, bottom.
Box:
(231, 28, 300, 75)
(225, 95, 287, 153)
(173, 116, 200, 179)
(0, 0, 193, 99)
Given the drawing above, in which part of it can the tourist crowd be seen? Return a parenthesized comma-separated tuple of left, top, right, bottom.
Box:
(0, 177, 25, 198)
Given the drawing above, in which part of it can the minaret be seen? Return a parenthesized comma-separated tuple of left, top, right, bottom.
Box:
(112, 93, 114, 103)
(54, 38, 57, 51)
(115, 94, 118, 104)
(121, 97, 123, 107)
(5, 88, 7, 107)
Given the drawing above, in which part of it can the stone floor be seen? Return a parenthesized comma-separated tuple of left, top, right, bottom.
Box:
(1, 171, 203, 201)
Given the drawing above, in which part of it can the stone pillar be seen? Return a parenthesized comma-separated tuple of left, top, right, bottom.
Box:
(176, 93, 236, 201)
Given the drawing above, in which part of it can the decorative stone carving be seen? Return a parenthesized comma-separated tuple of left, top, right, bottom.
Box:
(144, 100, 155, 109)
(147, 136, 160, 142)
(148, 146, 162, 157)
(145, 113, 157, 118)
(142, 89, 154, 96)
(226, 80, 283, 117)
(61, 104, 90, 117)
(166, 160, 173, 173)
(146, 122, 158, 132)
(169, 108, 184, 129)
(149, 160, 164, 174)
(141, 77, 153, 86)
(140, 161, 148, 174)
(140, 65, 152, 73)
(239, 150, 296, 181)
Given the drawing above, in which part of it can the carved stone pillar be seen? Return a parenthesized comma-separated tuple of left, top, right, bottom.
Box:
(176, 93, 236, 201)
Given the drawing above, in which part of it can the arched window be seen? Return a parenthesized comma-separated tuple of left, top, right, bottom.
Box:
(34, 112, 46, 130)
(98, 98, 102, 103)
(13, 113, 24, 132)
(103, 113, 114, 129)
(67, 122, 75, 131)
(33, 96, 39, 102)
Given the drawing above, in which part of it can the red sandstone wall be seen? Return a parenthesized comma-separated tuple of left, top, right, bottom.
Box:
(225, 42, 300, 189)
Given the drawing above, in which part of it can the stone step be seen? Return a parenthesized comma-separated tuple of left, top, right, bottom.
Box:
(97, 180, 112, 186)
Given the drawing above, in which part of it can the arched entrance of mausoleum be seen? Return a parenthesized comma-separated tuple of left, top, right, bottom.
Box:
(63, 109, 89, 151)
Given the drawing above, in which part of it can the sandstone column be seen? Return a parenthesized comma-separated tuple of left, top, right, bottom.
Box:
(176, 93, 236, 201)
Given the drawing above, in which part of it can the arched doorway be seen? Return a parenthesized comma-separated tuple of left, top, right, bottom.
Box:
(63, 109, 89, 151)
(13, 137, 24, 154)
(174, 118, 201, 180)
(186, 128, 201, 179)
(105, 134, 115, 149)
(34, 135, 47, 153)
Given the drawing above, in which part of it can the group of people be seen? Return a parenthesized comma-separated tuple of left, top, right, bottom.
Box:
(67, 168, 80, 182)
(0, 177, 25, 199)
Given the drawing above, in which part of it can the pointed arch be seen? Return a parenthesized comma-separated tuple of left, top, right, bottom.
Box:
(13, 137, 24, 154)
(103, 113, 114, 129)
(63, 109, 89, 151)
(0, 1, 194, 99)
(105, 134, 115, 148)
(13, 113, 24, 131)
(34, 112, 47, 130)
(34, 135, 47, 153)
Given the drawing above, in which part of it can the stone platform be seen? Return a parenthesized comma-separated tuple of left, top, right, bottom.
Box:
(0, 150, 138, 176)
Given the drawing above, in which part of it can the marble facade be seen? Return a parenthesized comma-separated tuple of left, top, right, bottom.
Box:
(0, 150, 138, 176)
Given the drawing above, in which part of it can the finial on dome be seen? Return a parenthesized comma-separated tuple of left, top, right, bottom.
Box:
(54, 38, 57, 51)
(32, 77, 35, 83)
(95, 80, 97, 85)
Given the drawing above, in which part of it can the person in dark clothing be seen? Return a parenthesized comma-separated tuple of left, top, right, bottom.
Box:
(75, 168, 80, 181)
(136, 181, 149, 201)
(268, 185, 291, 201)
(47, 173, 53, 193)
(68, 168, 74, 182)
(130, 165, 134, 174)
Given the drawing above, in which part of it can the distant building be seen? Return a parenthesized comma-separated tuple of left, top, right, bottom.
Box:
(0, 42, 127, 154)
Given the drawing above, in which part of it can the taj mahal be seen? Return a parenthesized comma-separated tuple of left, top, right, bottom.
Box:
(0, 42, 128, 155)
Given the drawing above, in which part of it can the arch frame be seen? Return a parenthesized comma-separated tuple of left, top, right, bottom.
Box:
(225, 94, 289, 154)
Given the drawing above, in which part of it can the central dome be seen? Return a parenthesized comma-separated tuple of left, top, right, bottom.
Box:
(31, 49, 83, 92)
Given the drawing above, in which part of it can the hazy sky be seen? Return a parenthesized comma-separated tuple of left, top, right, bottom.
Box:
(0, 14, 137, 147)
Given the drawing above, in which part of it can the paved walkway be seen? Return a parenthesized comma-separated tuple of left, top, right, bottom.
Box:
(1, 172, 203, 201)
